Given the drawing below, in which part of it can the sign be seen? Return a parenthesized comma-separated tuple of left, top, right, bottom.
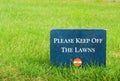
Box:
(50, 29, 106, 67)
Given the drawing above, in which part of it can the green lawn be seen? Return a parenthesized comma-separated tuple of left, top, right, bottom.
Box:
(0, 0, 120, 81)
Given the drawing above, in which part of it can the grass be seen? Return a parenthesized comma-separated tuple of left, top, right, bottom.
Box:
(0, 0, 120, 81)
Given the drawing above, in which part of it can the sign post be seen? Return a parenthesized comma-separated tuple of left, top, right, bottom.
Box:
(50, 29, 106, 67)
